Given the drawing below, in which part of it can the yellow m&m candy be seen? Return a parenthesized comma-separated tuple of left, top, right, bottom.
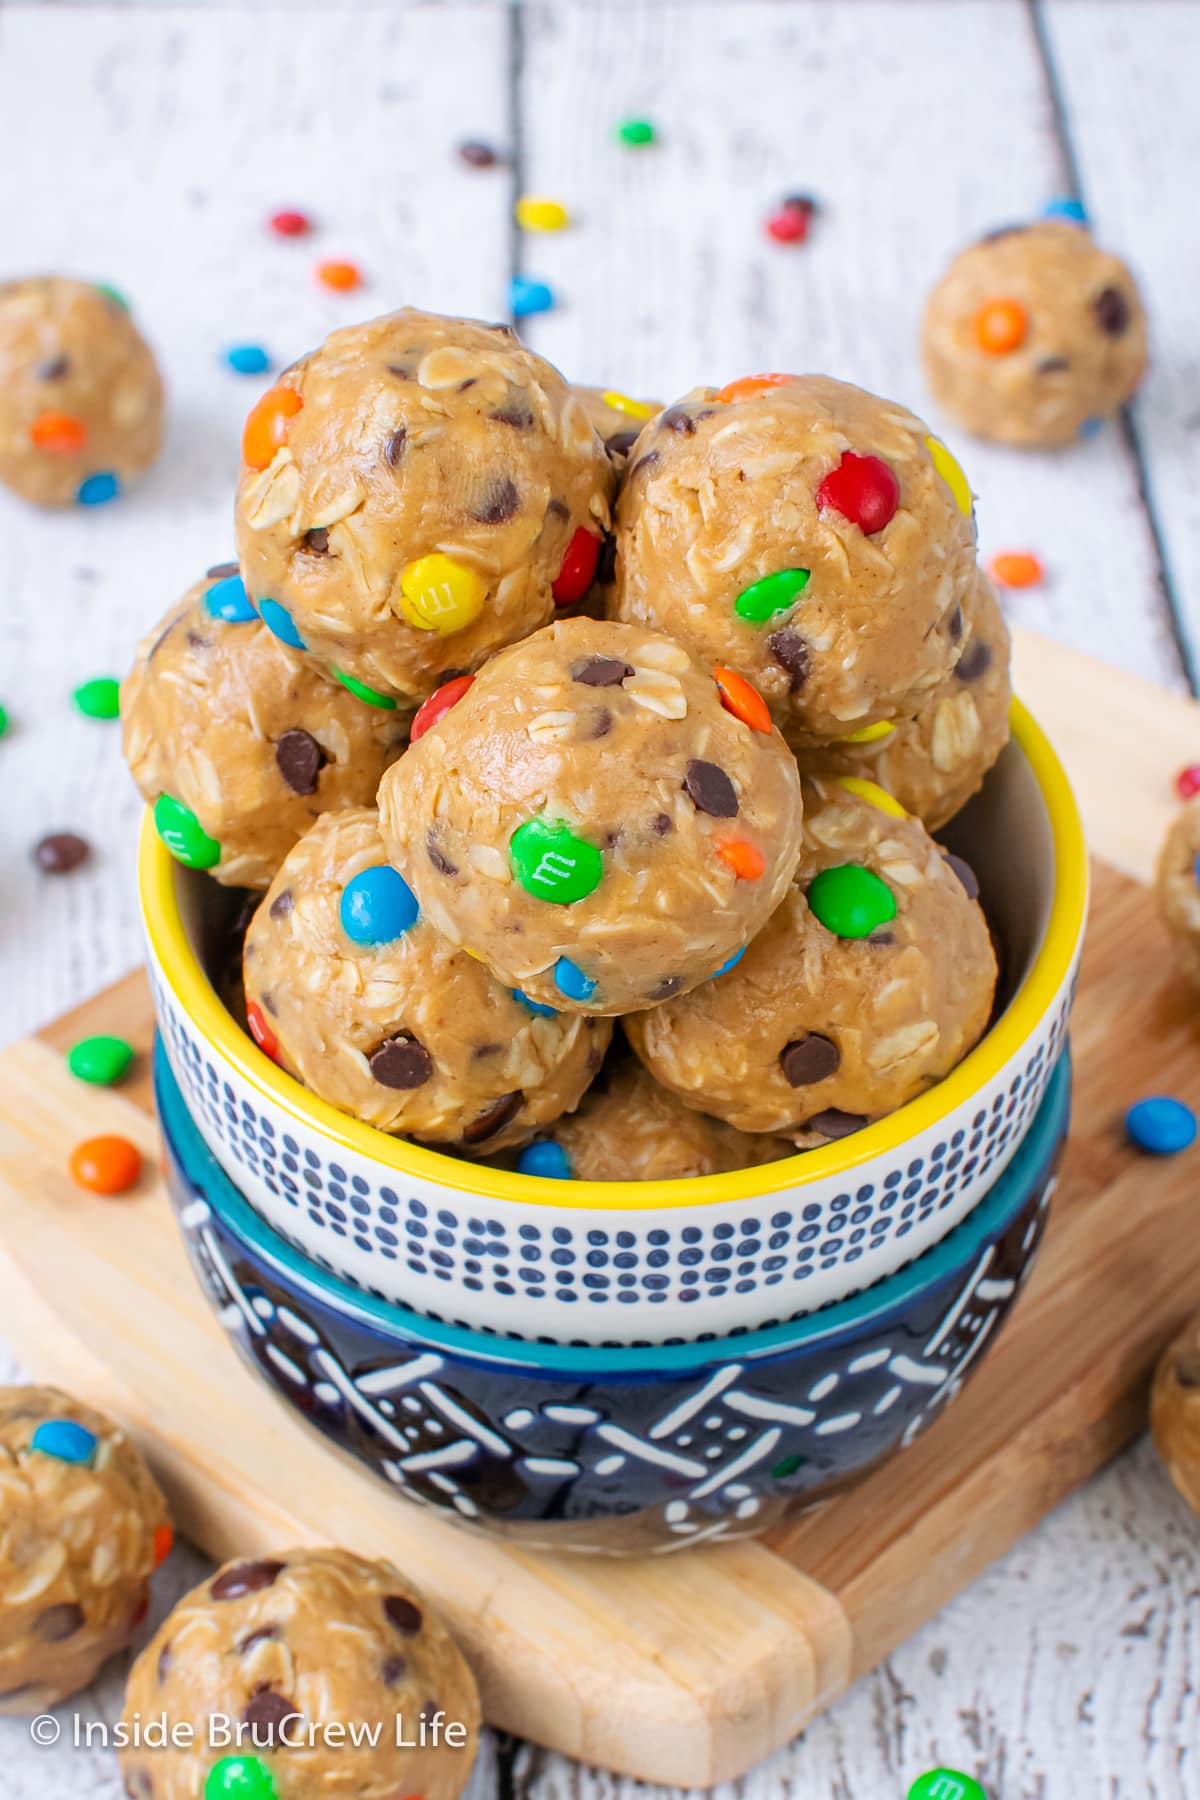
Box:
(397, 554, 487, 635)
(601, 390, 657, 420)
(841, 719, 896, 745)
(835, 776, 909, 819)
(925, 436, 974, 518)
(516, 195, 570, 232)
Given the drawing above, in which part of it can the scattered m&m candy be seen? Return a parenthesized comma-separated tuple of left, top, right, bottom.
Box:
(817, 452, 899, 536)
(835, 776, 908, 819)
(458, 140, 501, 168)
(766, 195, 815, 244)
(34, 831, 91, 874)
(715, 372, 796, 405)
(512, 989, 558, 1018)
(73, 675, 120, 720)
(987, 549, 1043, 589)
(716, 839, 765, 881)
(205, 1754, 279, 1800)
(340, 866, 419, 944)
(154, 794, 221, 870)
(516, 195, 570, 232)
(1043, 197, 1087, 225)
(398, 553, 488, 634)
(411, 674, 475, 742)
(31, 1418, 99, 1466)
(907, 1772, 989, 1800)
(69, 1134, 143, 1196)
(615, 116, 657, 147)
(77, 472, 120, 505)
(0, 702, 8, 738)
(711, 946, 746, 979)
(511, 817, 603, 904)
(68, 1035, 135, 1086)
(153, 1522, 175, 1567)
(1175, 764, 1200, 801)
(552, 528, 602, 605)
(316, 259, 363, 292)
(268, 209, 312, 237)
(510, 277, 555, 319)
(1125, 1096, 1197, 1156)
(518, 1140, 573, 1179)
(225, 344, 272, 376)
(924, 436, 973, 517)
(807, 863, 897, 939)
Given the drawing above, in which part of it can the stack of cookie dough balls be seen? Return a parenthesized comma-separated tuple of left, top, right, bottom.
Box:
(923, 216, 1147, 446)
(0, 275, 163, 506)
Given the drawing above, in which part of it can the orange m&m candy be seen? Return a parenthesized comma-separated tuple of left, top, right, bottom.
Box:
(316, 259, 363, 293)
(716, 840, 766, 881)
(242, 386, 303, 470)
(987, 549, 1044, 589)
(69, 1134, 143, 1196)
(31, 410, 87, 454)
(973, 297, 1028, 355)
(714, 373, 797, 405)
(153, 1523, 175, 1568)
(713, 665, 772, 734)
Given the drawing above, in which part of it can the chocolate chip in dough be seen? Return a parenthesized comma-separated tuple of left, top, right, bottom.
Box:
(767, 628, 811, 691)
(780, 1034, 840, 1087)
(36, 355, 70, 380)
(1036, 355, 1072, 374)
(210, 1559, 286, 1601)
(490, 405, 533, 430)
(237, 1625, 281, 1654)
(651, 975, 684, 1000)
(382, 1655, 408, 1687)
(370, 1035, 434, 1090)
(943, 853, 981, 900)
(427, 833, 458, 877)
(35, 1602, 84, 1641)
(157, 1643, 172, 1684)
(472, 477, 520, 524)
(606, 429, 639, 458)
(955, 639, 992, 683)
(660, 406, 696, 435)
(652, 812, 673, 836)
(243, 1686, 301, 1746)
(1093, 286, 1131, 337)
(208, 561, 241, 581)
(805, 1108, 867, 1140)
(572, 655, 631, 687)
(383, 427, 408, 467)
(627, 452, 660, 482)
(588, 707, 613, 739)
(303, 527, 329, 554)
(269, 888, 294, 921)
(684, 759, 738, 818)
(384, 1594, 424, 1635)
(275, 728, 327, 796)
(948, 604, 964, 643)
(462, 1090, 523, 1144)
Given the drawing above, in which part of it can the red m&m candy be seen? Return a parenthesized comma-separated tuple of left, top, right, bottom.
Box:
(816, 452, 899, 536)
(246, 1000, 280, 1063)
(411, 674, 475, 742)
(268, 209, 311, 237)
(1176, 765, 1200, 800)
(552, 528, 602, 605)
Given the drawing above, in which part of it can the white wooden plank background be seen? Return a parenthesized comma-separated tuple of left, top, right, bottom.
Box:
(1, 3, 1199, 1796)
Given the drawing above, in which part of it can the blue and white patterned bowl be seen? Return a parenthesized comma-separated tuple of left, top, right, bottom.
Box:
(142, 702, 1086, 1345)
(158, 1038, 1069, 1553)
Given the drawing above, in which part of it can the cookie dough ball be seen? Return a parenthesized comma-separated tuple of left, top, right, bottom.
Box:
(613, 374, 977, 746)
(528, 1057, 793, 1181)
(122, 567, 408, 889)
(119, 1548, 480, 1800)
(245, 808, 609, 1148)
(1156, 797, 1200, 987)
(573, 385, 661, 469)
(795, 568, 1011, 828)
(1152, 1312, 1200, 1514)
(627, 776, 997, 1139)
(0, 1385, 171, 1714)
(377, 618, 805, 1016)
(922, 220, 1147, 447)
(234, 308, 614, 705)
(0, 276, 163, 506)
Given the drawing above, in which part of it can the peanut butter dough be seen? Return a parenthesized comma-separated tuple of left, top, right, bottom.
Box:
(922, 220, 1147, 446)
(122, 568, 408, 889)
(795, 567, 1011, 829)
(540, 1056, 793, 1181)
(0, 276, 163, 506)
(245, 808, 609, 1147)
(0, 1385, 170, 1714)
(234, 309, 614, 704)
(377, 618, 805, 1016)
(612, 374, 977, 745)
(1156, 797, 1200, 987)
(626, 776, 996, 1139)
(119, 1548, 480, 1800)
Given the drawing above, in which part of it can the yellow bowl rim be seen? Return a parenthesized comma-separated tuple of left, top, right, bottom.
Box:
(139, 696, 1088, 1214)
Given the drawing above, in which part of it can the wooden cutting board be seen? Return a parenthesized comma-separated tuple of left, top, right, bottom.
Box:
(1, 630, 1198, 1788)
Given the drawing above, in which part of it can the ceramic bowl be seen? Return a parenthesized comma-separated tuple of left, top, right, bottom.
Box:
(157, 1037, 1069, 1554)
(142, 699, 1086, 1346)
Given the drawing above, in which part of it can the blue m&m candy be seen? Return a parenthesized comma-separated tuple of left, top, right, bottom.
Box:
(711, 946, 746, 979)
(77, 472, 120, 506)
(225, 344, 271, 376)
(31, 1419, 99, 1467)
(257, 599, 306, 650)
(512, 989, 558, 1018)
(1125, 1096, 1197, 1156)
(553, 957, 596, 1002)
(206, 574, 257, 623)
(1043, 196, 1088, 225)
(517, 1140, 573, 1180)
(510, 277, 555, 319)
(340, 866, 419, 944)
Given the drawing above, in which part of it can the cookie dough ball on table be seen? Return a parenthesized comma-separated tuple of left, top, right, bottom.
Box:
(922, 220, 1147, 446)
(245, 808, 609, 1148)
(377, 618, 805, 1016)
(0, 1385, 171, 1714)
(627, 776, 997, 1141)
(234, 308, 614, 705)
(0, 276, 163, 506)
(795, 567, 1011, 829)
(122, 567, 408, 889)
(613, 374, 977, 746)
(526, 1057, 793, 1182)
(1156, 797, 1200, 987)
(119, 1547, 480, 1800)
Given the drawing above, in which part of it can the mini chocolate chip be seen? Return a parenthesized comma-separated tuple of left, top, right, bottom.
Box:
(210, 1559, 285, 1601)
(185, 631, 211, 651)
(589, 707, 613, 739)
(627, 452, 660, 481)
(427, 833, 458, 877)
(303, 527, 330, 554)
(459, 139, 499, 167)
(275, 728, 327, 796)
(370, 1035, 434, 1090)
(148, 611, 185, 660)
(944, 852, 980, 900)
(955, 639, 993, 683)
(261, 991, 278, 1016)
(660, 406, 696, 434)
(572, 655, 632, 687)
(387, 364, 413, 380)
(684, 759, 738, 818)
(237, 1625, 280, 1654)
(546, 497, 570, 521)
(805, 1108, 866, 1140)
(948, 604, 964, 643)
(1093, 286, 1131, 337)
(462, 1091, 523, 1145)
(767, 628, 811, 691)
(869, 931, 896, 947)
(269, 888, 294, 921)
(243, 1687, 301, 1746)
(382, 1655, 408, 1687)
(1036, 355, 1072, 374)
(458, 377, 478, 393)
(652, 812, 673, 836)
(36, 1602, 84, 1641)
(34, 832, 91, 875)
(384, 1594, 424, 1635)
(652, 975, 684, 1000)
(157, 1643, 172, 1684)
(606, 429, 639, 458)
(384, 427, 407, 467)
(490, 405, 534, 429)
(420, 1699, 440, 1725)
(206, 561, 240, 580)
(472, 477, 519, 524)
(473, 1042, 502, 1058)
(37, 355, 70, 380)
(596, 537, 617, 585)
(979, 223, 1025, 243)
(780, 1034, 840, 1087)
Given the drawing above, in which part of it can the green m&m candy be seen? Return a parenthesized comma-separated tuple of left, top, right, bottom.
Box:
(907, 1771, 989, 1800)
(73, 676, 121, 720)
(205, 1755, 278, 1800)
(734, 567, 810, 623)
(807, 863, 896, 939)
(154, 794, 221, 870)
(332, 669, 397, 710)
(510, 817, 602, 904)
(68, 1035, 135, 1086)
